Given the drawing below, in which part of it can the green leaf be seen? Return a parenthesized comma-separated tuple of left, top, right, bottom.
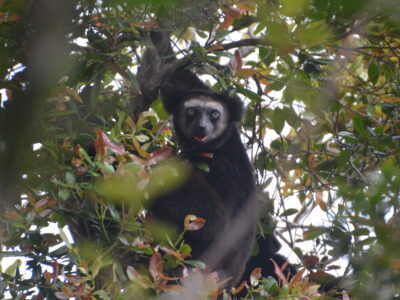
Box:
(270, 108, 285, 133)
(234, 83, 260, 102)
(368, 62, 379, 84)
(270, 139, 283, 150)
(359, 236, 376, 247)
(353, 115, 366, 135)
(108, 203, 121, 221)
(5, 259, 21, 277)
(367, 104, 376, 116)
(184, 260, 206, 269)
(269, 80, 285, 91)
(293, 247, 303, 259)
(79, 147, 96, 167)
(150, 97, 169, 120)
(92, 289, 111, 300)
(194, 162, 210, 172)
(251, 241, 260, 256)
(215, 75, 228, 90)
(281, 0, 309, 17)
(337, 149, 351, 170)
(263, 276, 279, 295)
(280, 208, 298, 217)
(58, 189, 71, 201)
(352, 228, 370, 236)
(0, 281, 7, 295)
(65, 171, 76, 185)
(95, 161, 115, 174)
(133, 247, 153, 255)
(196, 30, 207, 39)
(179, 243, 192, 255)
(124, 162, 143, 173)
(303, 227, 326, 240)
(254, 23, 266, 36)
(166, 254, 179, 268)
(91, 255, 103, 279)
(135, 134, 150, 143)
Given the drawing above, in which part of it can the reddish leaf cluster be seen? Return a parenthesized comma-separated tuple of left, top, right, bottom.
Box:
(95, 129, 125, 160)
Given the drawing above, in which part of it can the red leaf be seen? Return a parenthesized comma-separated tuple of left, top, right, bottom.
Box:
(7, 14, 21, 22)
(52, 262, 59, 281)
(94, 129, 107, 157)
(35, 198, 49, 209)
(128, 153, 147, 165)
(44, 271, 52, 284)
(342, 291, 350, 300)
(197, 152, 214, 158)
(55, 292, 71, 300)
(67, 275, 82, 286)
(95, 129, 125, 158)
(217, 276, 233, 288)
(146, 147, 174, 165)
(154, 277, 168, 289)
(161, 284, 183, 292)
(160, 274, 180, 281)
(71, 157, 82, 168)
(184, 214, 206, 231)
(289, 268, 306, 287)
(303, 255, 319, 269)
(270, 258, 288, 284)
(219, 14, 234, 31)
(74, 166, 88, 177)
(161, 247, 190, 260)
(232, 280, 247, 295)
(75, 282, 86, 295)
(250, 267, 262, 286)
(230, 50, 243, 74)
(308, 270, 336, 284)
(225, 7, 245, 19)
(3, 212, 20, 220)
(208, 44, 225, 51)
(149, 253, 163, 280)
(56, 102, 67, 111)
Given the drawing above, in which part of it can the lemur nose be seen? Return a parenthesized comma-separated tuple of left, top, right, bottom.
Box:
(198, 118, 207, 130)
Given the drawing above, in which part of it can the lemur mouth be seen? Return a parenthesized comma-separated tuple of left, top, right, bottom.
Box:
(194, 135, 208, 142)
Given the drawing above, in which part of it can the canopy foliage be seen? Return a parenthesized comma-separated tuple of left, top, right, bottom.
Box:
(1, 0, 400, 299)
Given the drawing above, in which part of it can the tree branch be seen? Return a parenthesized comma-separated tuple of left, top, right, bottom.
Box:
(212, 38, 269, 51)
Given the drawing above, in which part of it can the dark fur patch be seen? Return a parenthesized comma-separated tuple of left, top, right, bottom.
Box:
(149, 67, 295, 289)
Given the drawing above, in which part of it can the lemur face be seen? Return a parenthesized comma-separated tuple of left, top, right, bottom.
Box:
(176, 96, 229, 144)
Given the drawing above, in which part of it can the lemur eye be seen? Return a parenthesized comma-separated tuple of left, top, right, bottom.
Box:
(186, 108, 196, 116)
(210, 110, 220, 120)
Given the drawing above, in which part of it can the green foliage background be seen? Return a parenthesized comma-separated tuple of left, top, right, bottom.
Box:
(1, 0, 400, 299)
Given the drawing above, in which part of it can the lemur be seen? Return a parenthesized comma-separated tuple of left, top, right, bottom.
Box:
(148, 67, 257, 287)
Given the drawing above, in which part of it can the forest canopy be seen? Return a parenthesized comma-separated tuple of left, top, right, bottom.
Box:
(1, 0, 400, 299)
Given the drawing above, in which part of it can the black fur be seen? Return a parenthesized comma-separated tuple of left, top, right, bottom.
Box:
(239, 234, 297, 285)
(147, 67, 296, 290)
(148, 73, 257, 286)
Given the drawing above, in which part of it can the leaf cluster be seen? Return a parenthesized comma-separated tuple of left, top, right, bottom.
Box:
(1, 0, 400, 299)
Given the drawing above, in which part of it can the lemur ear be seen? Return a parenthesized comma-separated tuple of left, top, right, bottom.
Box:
(160, 85, 188, 114)
(220, 91, 244, 123)
(160, 66, 210, 114)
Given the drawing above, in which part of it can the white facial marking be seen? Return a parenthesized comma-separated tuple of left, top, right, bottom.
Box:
(183, 98, 224, 112)
(181, 97, 229, 141)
